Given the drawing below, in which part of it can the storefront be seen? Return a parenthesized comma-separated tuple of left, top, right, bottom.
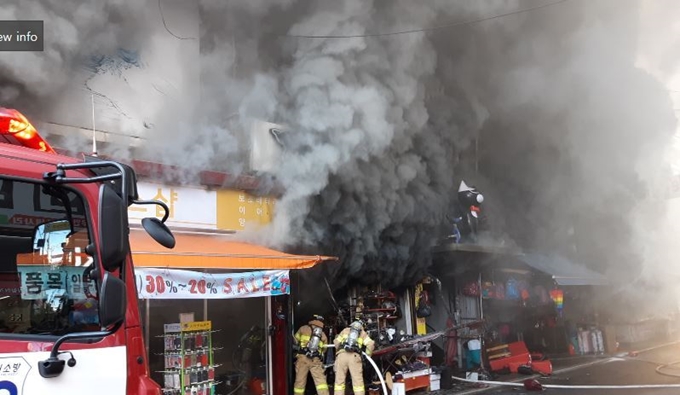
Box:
(431, 244, 609, 372)
(331, 282, 450, 393)
(130, 228, 336, 395)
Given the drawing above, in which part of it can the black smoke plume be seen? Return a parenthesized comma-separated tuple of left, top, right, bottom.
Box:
(2, 1, 678, 304)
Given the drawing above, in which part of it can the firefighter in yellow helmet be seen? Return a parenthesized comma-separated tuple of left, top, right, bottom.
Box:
(293, 315, 330, 395)
(333, 320, 375, 395)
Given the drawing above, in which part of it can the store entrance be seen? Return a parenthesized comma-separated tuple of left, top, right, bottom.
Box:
(209, 298, 268, 395)
(142, 297, 270, 395)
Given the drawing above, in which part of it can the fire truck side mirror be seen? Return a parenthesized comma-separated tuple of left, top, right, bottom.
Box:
(99, 271, 126, 328)
(142, 217, 175, 249)
(99, 183, 128, 271)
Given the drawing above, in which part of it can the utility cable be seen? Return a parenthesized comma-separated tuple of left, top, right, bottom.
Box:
(158, 0, 197, 40)
(283, 0, 571, 39)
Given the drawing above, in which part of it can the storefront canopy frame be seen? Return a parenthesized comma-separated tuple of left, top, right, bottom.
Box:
(129, 228, 337, 270)
(518, 253, 608, 286)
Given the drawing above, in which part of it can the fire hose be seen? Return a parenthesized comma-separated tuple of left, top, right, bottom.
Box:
(624, 356, 680, 378)
(625, 356, 680, 378)
(656, 360, 680, 378)
(451, 374, 680, 390)
(618, 341, 680, 379)
(449, 340, 680, 391)
(362, 351, 389, 395)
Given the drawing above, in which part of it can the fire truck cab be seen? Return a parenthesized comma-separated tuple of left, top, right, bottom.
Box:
(0, 107, 172, 395)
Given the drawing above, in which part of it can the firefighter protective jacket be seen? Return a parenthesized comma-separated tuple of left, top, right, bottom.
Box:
(294, 319, 328, 354)
(334, 327, 375, 356)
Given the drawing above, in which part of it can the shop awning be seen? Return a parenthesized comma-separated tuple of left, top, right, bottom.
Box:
(519, 254, 608, 286)
(129, 229, 337, 270)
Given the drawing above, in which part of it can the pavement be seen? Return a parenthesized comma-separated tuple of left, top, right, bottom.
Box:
(432, 339, 680, 395)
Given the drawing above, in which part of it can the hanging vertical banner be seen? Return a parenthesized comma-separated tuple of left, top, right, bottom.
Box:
(135, 268, 290, 299)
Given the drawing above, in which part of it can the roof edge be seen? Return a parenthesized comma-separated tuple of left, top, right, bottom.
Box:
(53, 147, 284, 196)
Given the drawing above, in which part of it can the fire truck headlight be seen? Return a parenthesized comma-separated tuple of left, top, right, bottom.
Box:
(0, 107, 56, 153)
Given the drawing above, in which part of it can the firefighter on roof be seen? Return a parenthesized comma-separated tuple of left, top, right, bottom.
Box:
(293, 315, 330, 395)
(333, 320, 375, 395)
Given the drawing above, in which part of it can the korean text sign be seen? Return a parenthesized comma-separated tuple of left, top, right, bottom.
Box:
(17, 265, 95, 300)
(135, 268, 290, 299)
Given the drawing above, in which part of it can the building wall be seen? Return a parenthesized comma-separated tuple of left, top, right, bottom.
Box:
(43, 0, 200, 146)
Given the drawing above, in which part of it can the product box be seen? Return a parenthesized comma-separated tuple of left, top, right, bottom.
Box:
(429, 374, 441, 391)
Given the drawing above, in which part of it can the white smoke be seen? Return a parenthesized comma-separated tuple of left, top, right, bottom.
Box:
(0, 1, 153, 109)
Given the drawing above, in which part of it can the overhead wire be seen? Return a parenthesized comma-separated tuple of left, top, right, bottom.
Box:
(282, 0, 572, 39)
(158, 0, 197, 40)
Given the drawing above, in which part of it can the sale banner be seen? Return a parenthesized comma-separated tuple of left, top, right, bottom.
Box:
(134, 268, 290, 299)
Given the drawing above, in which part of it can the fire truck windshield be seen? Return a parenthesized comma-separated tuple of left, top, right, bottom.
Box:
(0, 177, 98, 336)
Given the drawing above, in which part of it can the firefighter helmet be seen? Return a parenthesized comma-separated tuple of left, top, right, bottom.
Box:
(312, 314, 324, 323)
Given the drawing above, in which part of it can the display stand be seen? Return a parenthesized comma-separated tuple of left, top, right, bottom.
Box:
(160, 321, 219, 395)
(375, 342, 433, 393)
(350, 290, 400, 346)
(398, 352, 432, 392)
(348, 286, 435, 393)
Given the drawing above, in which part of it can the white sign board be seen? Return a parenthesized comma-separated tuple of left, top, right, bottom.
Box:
(135, 268, 290, 300)
(128, 182, 217, 230)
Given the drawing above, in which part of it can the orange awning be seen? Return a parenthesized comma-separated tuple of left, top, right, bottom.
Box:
(129, 229, 337, 270)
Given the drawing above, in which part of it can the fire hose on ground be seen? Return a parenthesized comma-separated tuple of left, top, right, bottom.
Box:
(362, 351, 389, 395)
(617, 343, 680, 379)
(624, 356, 680, 378)
(451, 374, 680, 390)
(450, 353, 680, 391)
(624, 357, 680, 378)
(655, 360, 680, 378)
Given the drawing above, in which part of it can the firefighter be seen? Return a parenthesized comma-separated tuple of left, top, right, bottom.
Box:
(333, 320, 375, 395)
(293, 315, 330, 395)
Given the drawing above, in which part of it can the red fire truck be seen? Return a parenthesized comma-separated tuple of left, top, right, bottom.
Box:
(0, 107, 174, 395)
